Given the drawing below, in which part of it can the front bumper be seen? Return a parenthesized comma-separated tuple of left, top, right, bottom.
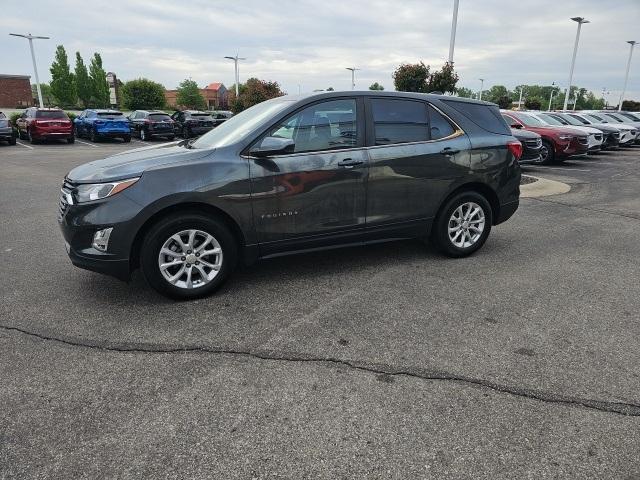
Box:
(64, 241, 131, 281)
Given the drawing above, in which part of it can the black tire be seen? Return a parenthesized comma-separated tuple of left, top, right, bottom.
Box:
(167, 135, 175, 141)
(540, 139, 556, 165)
(28, 129, 38, 144)
(430, 191, 493, 258)
(183, 126, 191, 139)
(90, 128, 98, 142)
(123, 135, 131, 143)
(67, 136, 75, 144)
(140, 213, 237, 300)
(8, 136, 16, 145)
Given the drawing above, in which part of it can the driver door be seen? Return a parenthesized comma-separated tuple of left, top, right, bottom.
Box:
(249, 97, 368, 255)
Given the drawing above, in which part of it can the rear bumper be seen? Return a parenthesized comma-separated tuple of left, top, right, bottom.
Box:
(495, 199, 519, 225)
(0, 127, 14, 139)
(96, 128, 130, 137)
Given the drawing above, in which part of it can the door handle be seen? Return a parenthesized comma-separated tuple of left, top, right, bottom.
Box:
(337, 158, 364, 168)
(440, 147, 460, 156)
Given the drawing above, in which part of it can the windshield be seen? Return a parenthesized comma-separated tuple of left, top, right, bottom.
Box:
(553, 114, 581, 126)
(191, 113, 212, 118)
(513, 113, 545, 127)
(585, 114, 606, 123)
(191, 98, 291, 149)
(36, 110, 67, 119)
(602, 114, 625, 123)
(535, 113, 564, 126)
(568, 114, 591, 125)
(620, 112, 640, 121)
(98, 112, 125, 119)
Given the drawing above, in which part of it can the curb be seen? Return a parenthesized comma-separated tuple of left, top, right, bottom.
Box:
(520, 176, 571, 198)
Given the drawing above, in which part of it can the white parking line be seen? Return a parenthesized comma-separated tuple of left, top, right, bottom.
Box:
(75, 139, 99, 148)
(15, 141, 34, 150)
(133, 139, 150, 145)
(526, 166, 591, 172)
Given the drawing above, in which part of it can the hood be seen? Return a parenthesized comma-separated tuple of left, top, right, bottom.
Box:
(67, 142, 213, 183)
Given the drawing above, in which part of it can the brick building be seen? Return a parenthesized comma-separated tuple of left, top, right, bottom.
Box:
(165, 82, 228, 110)
(0, 74, 33, 108)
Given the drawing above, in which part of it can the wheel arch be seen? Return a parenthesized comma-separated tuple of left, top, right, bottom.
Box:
(129, 202, 247, 271)
(438, 182, 500, 225)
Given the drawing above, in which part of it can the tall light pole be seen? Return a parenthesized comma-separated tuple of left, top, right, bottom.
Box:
(346, 67, 359, 90)
(563, 17, 589, 111)
(478, 78, 484, 101)
(448, 0, 460, 64)
(618, 40, 637, 111)
(518, 85, 525, 109)
(224, 54, 246, 97)
(602, 87, 610, 108)
(547, 82, 557, 111)
(9, 33, 49, 107)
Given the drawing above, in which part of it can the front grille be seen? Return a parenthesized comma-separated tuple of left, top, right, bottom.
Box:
(58, 180, 74, 221)
(631, 130, 638, 136)
(612, 132, 620, 139)
(593, 134, 602, 141)
(525, 138, 541, 148)
(577, 136, 589, 145)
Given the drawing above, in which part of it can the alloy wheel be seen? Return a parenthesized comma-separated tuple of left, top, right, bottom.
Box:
(157, 229, 223, 289)
(448, 202, 485, 248)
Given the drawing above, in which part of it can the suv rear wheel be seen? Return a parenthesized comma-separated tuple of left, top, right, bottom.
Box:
(140, 214, 237, 299)
(431, 191, 492, 257)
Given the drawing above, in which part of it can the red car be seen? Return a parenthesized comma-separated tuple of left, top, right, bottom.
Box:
(501, 111, 587, 164)
(16, 107, 74, 144)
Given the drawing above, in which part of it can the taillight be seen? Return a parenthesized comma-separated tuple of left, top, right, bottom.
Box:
(507, 141, 523, 160)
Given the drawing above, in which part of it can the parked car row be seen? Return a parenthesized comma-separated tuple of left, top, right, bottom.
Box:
(502, 109, 639, 164)
(2, 107, 234, 145)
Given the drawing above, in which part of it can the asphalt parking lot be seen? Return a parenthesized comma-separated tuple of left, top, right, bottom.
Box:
(1, 140, 639, 479)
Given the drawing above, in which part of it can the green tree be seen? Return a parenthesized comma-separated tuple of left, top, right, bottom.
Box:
(426, 63, 459, 94)
(89, 53, 110, 107)
(121, 78, 166, 110)
(31, 83, 56, 106)
(326, 87, 335, 91)
(229, 78, 284, 113)
(496, 95, 513, 109)
(175, 79, 206, 110)
(524, 97, 543, 110)
(455, 87, 474, 98)
(393, 61, 430, 92)
(369, 82, 384, 91)
(49, 45, 76, 107)
(621, 100, 640, 111)
(482, 85, 510, 104)
(74, 52, 91, 108)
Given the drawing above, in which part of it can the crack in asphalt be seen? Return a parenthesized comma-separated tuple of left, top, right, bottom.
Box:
(526, 197, 640, 221)
(2, 324, 640, 417)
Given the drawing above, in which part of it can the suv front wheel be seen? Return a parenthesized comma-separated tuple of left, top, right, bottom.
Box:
(140, 214, 237, 299)
(431, 191, 492, 257)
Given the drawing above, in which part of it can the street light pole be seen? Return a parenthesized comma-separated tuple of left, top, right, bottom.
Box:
(518, 85, 524, 109)
(9, 33, 50, 107)
(548, 82, 556, 111)
(224, 54, 246, 97)
(478, 78, 484, 101)
(618, 40, 637, 111)
(448, 0, 460, 64)
(563, 17, 589, 111)
(346, 67, 359, 90)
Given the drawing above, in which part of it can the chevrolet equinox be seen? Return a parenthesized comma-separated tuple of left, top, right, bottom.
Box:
(58, 92, 521, 299)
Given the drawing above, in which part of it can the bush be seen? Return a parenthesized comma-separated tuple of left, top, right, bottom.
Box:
(9, 112, 22, 127)
(65, 112, 77, 122)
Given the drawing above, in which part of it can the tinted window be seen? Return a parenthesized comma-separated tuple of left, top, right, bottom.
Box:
(191, 113, 212, 118)
(587, 114, 606, 122)
(36, 110, 67, 119)
(568, 114, 590, 125)
(620, 112, 640, 121)
(535, 113, 564, 126)
(0, 112, 5, 119)
(442, 100, 510, 135)
(603, 114, 624, 122)
(372, 99, 428, 145)
(512, 113, 545, 127)
(428, 105, 455, 139)
(502, 114, 520, 126)
(149, 113, 172, 121)
(267, 99, 357, 153)
(97, 112, 125, 119)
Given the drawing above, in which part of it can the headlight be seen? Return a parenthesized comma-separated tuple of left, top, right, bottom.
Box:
(75, 177, 139, 203)
(558, 134, 574, 140)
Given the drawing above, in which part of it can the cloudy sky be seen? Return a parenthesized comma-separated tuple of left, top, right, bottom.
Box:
(2, 0, 639, 102)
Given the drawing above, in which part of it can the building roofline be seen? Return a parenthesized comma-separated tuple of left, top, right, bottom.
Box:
(0, 74, 31, 79)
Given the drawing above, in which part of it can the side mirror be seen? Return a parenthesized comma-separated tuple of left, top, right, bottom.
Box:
(511, 123, 523, 129)
(250, 136, 295, 157)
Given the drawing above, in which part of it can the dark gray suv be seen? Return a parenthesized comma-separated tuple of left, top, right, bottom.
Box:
(58, 91, 521, 299)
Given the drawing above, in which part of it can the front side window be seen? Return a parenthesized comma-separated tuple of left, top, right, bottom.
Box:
(266, 98, 357, 153)
(372, 98, 428, 145)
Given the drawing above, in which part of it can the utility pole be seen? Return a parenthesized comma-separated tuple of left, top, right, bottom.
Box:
(563, 17, 589, 111)
(547, 82, 556, 111)
(618, 41, 637, 111)
(9, 33, 50, 107)
(448, 0, 460, 64)
(478, 78, 484, 101)
(346, 67, 360, 90)
(224, 54, 246, 97)
(518, 85, 525, 109)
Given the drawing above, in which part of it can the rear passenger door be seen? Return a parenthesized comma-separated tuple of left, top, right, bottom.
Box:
(365, 98, 471, 232)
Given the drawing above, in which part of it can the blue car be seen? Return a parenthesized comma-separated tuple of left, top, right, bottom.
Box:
(74, 109, 131, 142)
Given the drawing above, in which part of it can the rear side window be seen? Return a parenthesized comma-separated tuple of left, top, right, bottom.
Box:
(371, 99, 428, 145)
(442, 100, 510, 135)
(36, 110, 67, 119)
(97, 112, 125, 119)
(428, 105, 455, 140)
(149, 113, 172, 121)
